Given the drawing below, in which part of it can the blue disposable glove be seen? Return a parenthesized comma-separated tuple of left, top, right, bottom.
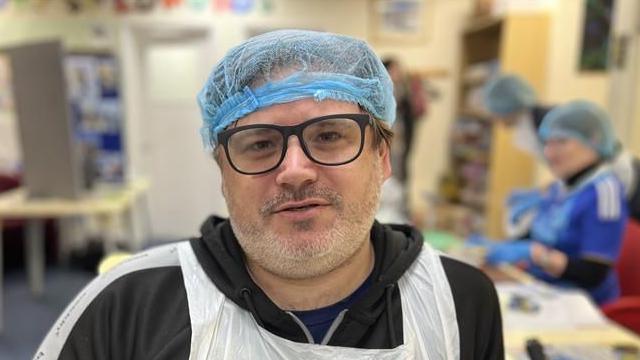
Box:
(485, 241, 532, 265)
(465, 233, 496, 247)
(507, 189, 544, 223)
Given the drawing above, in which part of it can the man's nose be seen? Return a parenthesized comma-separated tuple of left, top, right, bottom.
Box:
(275, 136, 318, 188)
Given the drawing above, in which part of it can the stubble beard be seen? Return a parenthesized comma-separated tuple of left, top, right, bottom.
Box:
(225, 166, 383, 280)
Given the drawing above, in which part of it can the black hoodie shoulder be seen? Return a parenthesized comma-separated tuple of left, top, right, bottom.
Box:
(39, 243, 191, 360)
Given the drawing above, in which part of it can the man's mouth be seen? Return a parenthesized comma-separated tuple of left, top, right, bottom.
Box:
(274, 199, 330, 213)
(282, 205, 317, 212)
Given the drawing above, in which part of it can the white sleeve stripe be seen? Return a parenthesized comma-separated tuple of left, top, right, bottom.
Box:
(33, 243, 183, 360)
(596, 179, 621, 220)
(604, 179, 612, 218)
(596, 180, 608, 219)
(605, 179, 615, 219)
(606, 179, 620, 218)
(608, 179, 620, 218)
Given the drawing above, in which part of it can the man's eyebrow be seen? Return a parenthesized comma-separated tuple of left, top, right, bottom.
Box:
(237, 127, 279, 136)
(311, 119, 351, 129)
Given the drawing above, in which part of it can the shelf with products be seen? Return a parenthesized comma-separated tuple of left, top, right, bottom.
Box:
(440, 108, 492, 236)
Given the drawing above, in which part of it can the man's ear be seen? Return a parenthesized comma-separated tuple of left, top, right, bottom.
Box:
(221, 179, 227, 200)
(214, 147, 229, 200)
(212, 147, 223, 166)
(378, 142, 392, 181)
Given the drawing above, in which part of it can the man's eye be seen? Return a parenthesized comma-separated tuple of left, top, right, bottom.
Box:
(316, 132, 342, 142)
(247, 140, 275, 152)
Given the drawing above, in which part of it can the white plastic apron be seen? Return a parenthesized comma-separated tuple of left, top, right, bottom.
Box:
(177, 242, 460, 359)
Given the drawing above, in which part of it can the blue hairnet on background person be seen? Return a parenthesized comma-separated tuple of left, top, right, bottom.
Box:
(538, 100, 616, 159)
(479, 100, 628, 305)
(484, 74, 536, 116)
(539, 100, 640, 221)
(483, 74, 552, 157)
(36, 29, 505, 359)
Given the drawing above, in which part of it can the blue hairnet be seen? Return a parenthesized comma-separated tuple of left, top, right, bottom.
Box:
(538, 100, 616, 159)
(197, 29, 396, 149)
(483, 74, 536, 115)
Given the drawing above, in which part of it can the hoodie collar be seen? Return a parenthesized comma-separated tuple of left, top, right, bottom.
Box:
(190, 216, 424, 339)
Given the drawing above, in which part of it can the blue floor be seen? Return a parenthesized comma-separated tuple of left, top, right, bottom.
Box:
(0, 268, 94, 360)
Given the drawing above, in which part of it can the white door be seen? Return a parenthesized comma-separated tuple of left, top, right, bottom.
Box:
(125, 23, 227, 242)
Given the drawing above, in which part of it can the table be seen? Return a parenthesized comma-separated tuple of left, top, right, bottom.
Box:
(484, 265, 640, 353)
(423, 231, 640, 358)
(0, 178, 149, 332)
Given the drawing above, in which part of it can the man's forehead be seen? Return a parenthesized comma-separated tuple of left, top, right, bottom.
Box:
(234, 99, 361, 127)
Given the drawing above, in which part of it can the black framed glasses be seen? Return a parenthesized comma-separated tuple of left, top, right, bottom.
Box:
(217, 113, 371, 175)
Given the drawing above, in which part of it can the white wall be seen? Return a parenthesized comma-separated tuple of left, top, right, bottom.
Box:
(544, 0, 611, 107)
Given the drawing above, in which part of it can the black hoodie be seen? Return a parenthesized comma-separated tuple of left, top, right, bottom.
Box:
(51, 216, 503, 359)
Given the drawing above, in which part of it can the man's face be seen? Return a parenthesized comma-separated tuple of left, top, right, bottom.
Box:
(218, 99, 392, 279)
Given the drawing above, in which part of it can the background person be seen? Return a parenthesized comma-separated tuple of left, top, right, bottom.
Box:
(478, 101, 628, 305)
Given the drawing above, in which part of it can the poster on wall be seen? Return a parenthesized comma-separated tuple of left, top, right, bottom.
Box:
(66, 53, 125, 184)
(368, 0, 431, 45)
(579, 0, 615, 71)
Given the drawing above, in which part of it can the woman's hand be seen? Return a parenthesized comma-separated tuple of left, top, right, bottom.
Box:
(530, 242, 568, 277)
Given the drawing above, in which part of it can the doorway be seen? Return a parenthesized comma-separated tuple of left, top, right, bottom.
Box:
(121, 21, 227, 242)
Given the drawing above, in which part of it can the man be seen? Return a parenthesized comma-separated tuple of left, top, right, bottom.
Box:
(377, 57, 428, 224)
(381, 57, 424, 186)
(36, 30, 503, 359)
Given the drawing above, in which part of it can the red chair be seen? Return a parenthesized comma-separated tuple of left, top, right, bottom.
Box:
(0, 174, 24, 229)
(1, 174, 59, 270)
(601, 297, 640, 335)
(0, 174, 20, 191)
(601, 220, 640, 334)
(617, 220, 640, 297)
